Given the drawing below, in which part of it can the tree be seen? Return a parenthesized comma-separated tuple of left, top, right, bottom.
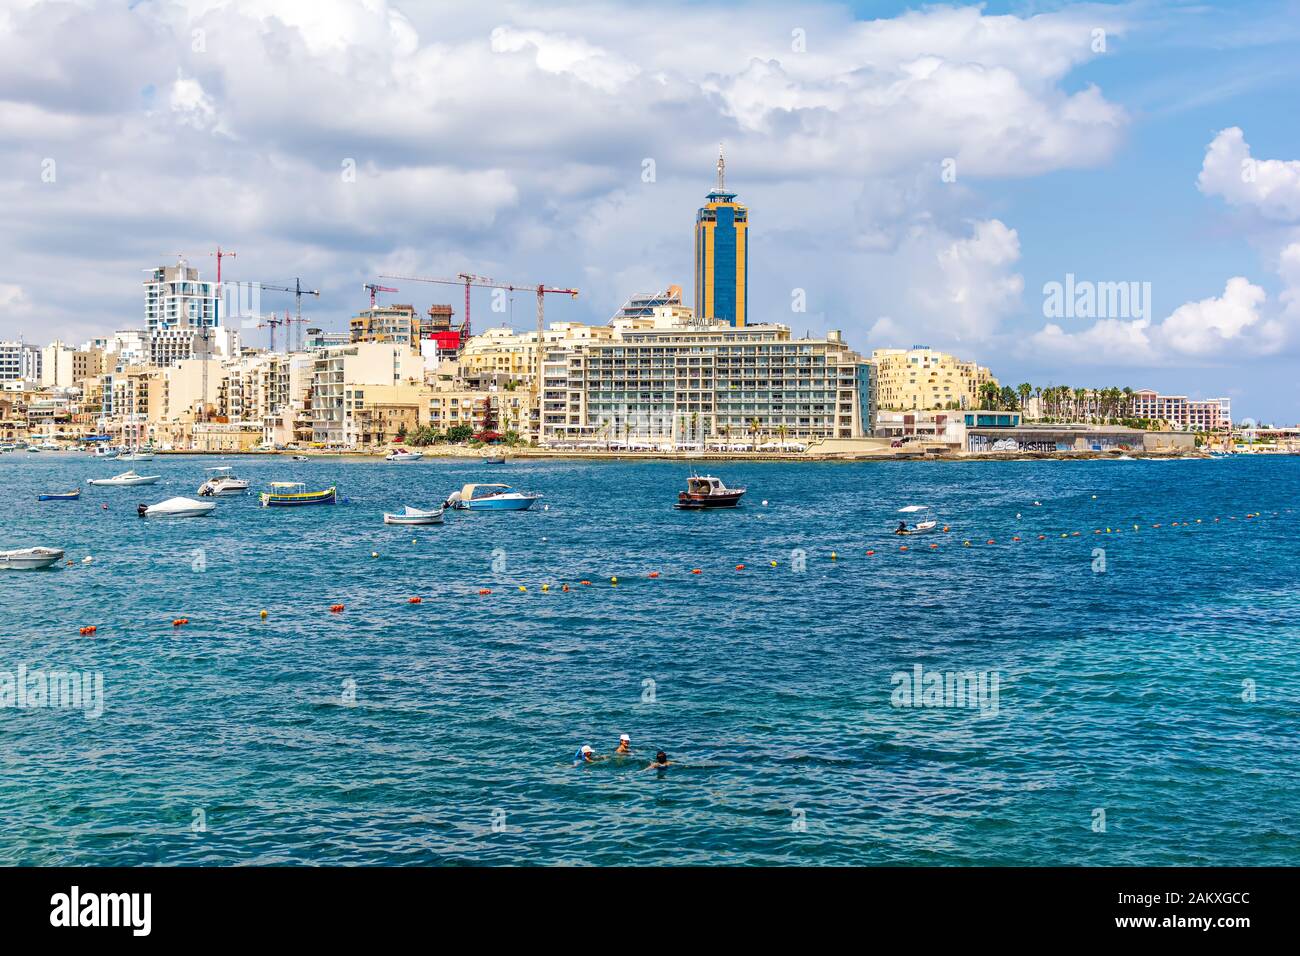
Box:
(1018, 383, 1032, 418)
(395, 421, 408, 442)
(979, 382, 1000, 409)
(445, 423, 474, 444)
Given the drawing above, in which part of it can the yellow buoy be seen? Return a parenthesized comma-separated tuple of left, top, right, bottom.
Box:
(610, 576, 618, 584)
(830, 551, 837, 560)
(371, 551, 379, 559)
(518, 585, 526, 592)
(260, 609, 268, 619)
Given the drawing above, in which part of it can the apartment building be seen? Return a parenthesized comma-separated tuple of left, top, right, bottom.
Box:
(871, 346, 997, 411)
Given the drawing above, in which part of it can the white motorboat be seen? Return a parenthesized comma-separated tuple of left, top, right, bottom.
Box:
(94, 445, 122, 458)
(116, 451, 155, 461)
(385, 448, 423, 462)
(446, 483, 541, 511)
(36, 440, 61, 451)
(198, 466, 250, 496)
(894, 504, 939, 535)
(0, 547, 65, 570)
(137, 496, 216, 518)
(88, 470, 162, 487)
(383, 505, 445, 525)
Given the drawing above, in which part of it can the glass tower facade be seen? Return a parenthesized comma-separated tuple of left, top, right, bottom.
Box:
(694, 149, 748, 327)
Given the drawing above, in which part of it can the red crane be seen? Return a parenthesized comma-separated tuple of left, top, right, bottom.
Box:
(378, 273, 579, 433)
(363, 283, 398, 308)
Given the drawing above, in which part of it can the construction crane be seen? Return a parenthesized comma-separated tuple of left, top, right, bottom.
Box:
(199, 246, 237, 424)
(257, 279, 321, 351)
(363, 283, 398, 308)
(257, 310, 288, 353)
(378, 273, 579, 434)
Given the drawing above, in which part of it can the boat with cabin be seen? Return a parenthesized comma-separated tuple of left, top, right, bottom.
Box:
(0, 547, 65, 570)
(384, 448, 423, 462)
(446, 483, 541, 511)
(198, 467, 250, 496)
(88, 470, 162, 487)
(675, 474, 746, 509)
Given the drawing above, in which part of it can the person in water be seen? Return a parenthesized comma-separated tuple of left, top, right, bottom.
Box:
(643, 751, 671, 770)
(615, 734, 631, 754)
(574, 744, 597, 764)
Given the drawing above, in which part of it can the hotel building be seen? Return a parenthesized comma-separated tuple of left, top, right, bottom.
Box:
(694, 148, 748, 327)
(539, 309, 871, 446)
(871, 346, 998, 411)
(1129, 389, 1232, 430)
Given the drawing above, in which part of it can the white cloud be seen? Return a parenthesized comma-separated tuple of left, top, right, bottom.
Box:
(0, 0, 1129, 347)
(1197, 127, 1300, 222)
(1029, 277, 1280, 364)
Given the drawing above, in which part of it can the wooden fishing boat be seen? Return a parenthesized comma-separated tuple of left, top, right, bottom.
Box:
(37, 489, 81, 501)
(259, 482, 337, 508)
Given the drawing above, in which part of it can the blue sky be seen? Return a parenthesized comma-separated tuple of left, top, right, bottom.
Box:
(2, 0, 1299, 421)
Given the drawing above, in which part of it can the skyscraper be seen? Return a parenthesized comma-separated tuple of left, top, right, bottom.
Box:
(694, 145, 748, 327)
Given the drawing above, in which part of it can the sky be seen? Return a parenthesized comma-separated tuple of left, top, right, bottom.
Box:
(2, 0, 1300, 422)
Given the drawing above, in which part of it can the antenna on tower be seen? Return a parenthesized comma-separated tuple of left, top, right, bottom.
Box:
(716, 142, 726, 191)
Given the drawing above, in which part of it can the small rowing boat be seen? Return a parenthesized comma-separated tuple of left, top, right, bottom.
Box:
(383, 505, 445, 525)
(37, 489, 81, 501)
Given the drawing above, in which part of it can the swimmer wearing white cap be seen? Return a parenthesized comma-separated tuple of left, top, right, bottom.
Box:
(614, 733, 631, 755)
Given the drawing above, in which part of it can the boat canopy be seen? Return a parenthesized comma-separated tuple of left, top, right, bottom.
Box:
(898, 505, 931, 513)
(460, 483, 511, 500)
(269, 481, 305, 490)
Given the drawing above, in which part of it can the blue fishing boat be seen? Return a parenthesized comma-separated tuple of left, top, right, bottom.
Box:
(37, 489, 81, 501)
(446, 483, 540, 511)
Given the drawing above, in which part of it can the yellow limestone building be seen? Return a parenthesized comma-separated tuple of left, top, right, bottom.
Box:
(871, 346, 997, 411)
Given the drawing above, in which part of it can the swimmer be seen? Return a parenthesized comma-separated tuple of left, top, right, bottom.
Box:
(643, 750, 671, 771)
(573, 744, 598, 765)
(614, 733, 631, 754)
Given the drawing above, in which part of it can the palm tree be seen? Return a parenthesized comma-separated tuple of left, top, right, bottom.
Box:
(748, 417, 761, 450)
(1017, 383, 1032, 418)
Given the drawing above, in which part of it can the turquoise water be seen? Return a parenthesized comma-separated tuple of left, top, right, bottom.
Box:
(1, 453, 1296, 866)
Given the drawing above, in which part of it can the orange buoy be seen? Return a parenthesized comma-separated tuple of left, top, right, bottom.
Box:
(408, 597, 422, 604)
(986, 539, 995, 545)
(735, 564, 745, 570)
(172, 618, 188, 627)
(942, 525, 950, 532)
(648, 571, 660, 578)
(580, 579, 592, 586)
(79, 625, 96, 635)
(561, 584, 570, 592)
(1012, 536, 1021, 542)
(1037, 535, 1046, 540)
(929, 543, 938, 549)
(691, 568, 702, 575)
(330, 604, 344, 613)
(478, 588, 491, 595)
(899, 545, 908, 552)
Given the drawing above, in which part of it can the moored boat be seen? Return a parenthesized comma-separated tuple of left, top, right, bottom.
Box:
(88, 470, 162, 487)
(198, 466, 250, 496)
(0, 547, 65, 570)
(116, 451, 155, 461)
(446, 483, 540, 511)
(260, 482, 337, 507)
(482, 453, 507, 464)
(893, 505, 938, 535)
(38, 489, 81, 501)
(137, 496, 216, 518)
(383, 504, 445, 525)
(385, 448, 423, 462)
(675, 474, 746, 509)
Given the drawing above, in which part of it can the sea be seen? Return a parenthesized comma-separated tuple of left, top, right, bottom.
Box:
(1, 452, 1296, 865)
